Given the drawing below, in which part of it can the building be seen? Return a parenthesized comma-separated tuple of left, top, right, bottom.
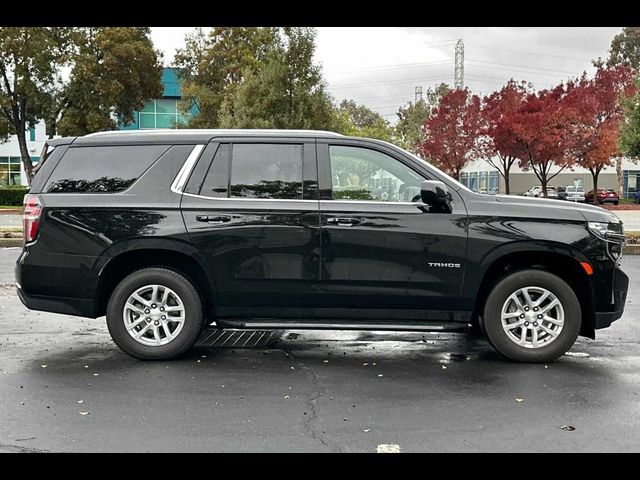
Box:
(0, 124, 46, 187)
(118, 68, 198, 131)
(460, 157, 640, 199)
(0, 68, 196, 187)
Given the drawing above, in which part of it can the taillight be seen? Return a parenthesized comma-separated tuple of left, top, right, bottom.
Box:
(23, 194, 42, 244)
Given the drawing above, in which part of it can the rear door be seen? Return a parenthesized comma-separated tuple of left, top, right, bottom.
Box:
(316, 139, 468, 317)
(180, 137, 320, 319)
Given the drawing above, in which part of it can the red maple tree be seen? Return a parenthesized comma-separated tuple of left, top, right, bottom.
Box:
(418, 88, 486, 180)
(565, 65, 636, 202)
(481, 80, 531, 194)
(507, 83, 579, 197)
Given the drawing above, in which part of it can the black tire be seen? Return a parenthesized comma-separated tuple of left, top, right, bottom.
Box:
(482, 270, 581, 363)
(106, 268, 204, 360)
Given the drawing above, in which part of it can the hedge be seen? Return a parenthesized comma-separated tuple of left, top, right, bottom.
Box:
(0, 187, 28, 206)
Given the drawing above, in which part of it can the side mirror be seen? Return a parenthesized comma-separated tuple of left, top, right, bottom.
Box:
(421, 180, 453, 213)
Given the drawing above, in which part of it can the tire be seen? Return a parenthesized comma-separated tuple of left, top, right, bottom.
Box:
(482, 270, 581, 363)
(106, 268, 204, 360)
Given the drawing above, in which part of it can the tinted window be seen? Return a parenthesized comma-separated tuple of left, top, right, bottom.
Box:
(199, 144, 230, 198)
(46, 145, 169, 193)
(329, 145, 423, 202)
(229, 144, 303, 199)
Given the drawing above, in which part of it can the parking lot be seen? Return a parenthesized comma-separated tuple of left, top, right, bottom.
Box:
(1, 247, 639, 453)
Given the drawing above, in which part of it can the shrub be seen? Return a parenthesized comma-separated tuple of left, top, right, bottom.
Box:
(0, 187, 28, 206)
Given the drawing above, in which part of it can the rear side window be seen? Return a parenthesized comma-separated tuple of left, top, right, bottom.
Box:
(46, 145, 170, 193)
(198, 143, 303, 200)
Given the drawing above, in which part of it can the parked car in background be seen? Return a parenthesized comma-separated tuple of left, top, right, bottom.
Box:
(558, 186, 586, 203)
(523, 186, 558, 199)
(585, 188, 620, 205)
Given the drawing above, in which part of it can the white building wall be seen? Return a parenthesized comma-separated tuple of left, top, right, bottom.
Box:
(0, 121, 49, 186)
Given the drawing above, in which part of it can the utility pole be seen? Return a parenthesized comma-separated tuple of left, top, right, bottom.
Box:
(415, 86, 423, 103)
(455, 39, 464, 90)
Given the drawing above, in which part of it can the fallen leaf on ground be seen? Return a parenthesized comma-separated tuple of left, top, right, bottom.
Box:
(79, 412, 89, 416)
(41, 365, 47, 368)
(561, 425, 576, 431)
(516, 398, 524, 403)
(363, 429, 370, 433)
(377, 444, 400, 453)
(77, 400, 83, 404)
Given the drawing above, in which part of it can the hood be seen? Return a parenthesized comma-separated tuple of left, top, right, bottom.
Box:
(491, 194, 622, 224)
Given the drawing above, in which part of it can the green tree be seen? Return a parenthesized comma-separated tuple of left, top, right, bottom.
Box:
(608, 27, 640, 71)
(174, 27, 276, 128)
(620, 78, 640, 158)
(0, 27, 163, 184)
(0, 27, 71, 182)
(50, 27, 163, 137)
(394, 83, 450, 154)
(330, 99, 393, 141)
(219, 27, 333, 130)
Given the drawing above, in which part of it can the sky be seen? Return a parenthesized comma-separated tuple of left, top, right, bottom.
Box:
(150, 27, 623, 123)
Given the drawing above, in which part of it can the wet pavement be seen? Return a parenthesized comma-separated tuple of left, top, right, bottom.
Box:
(0, 249, 639, 452)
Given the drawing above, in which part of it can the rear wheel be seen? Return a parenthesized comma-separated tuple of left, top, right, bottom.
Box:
(482, 270, 581, 363)
(106, 268, 204, 360)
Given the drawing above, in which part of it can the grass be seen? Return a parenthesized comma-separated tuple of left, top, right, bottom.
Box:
(0, 206, 21, 209)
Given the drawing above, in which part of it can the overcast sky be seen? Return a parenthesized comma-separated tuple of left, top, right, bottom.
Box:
(150, 27, 622, 123)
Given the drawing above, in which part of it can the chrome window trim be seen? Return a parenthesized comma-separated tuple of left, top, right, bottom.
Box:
(170, 144, 205, 194)
(181, 192, 318, 203)
(320, 199, 422, 206)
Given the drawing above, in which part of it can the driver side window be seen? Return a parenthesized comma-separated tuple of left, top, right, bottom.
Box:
(329, 145, 424, 202)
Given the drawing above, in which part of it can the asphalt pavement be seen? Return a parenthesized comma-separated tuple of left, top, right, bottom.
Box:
(1, 248, 639, 452)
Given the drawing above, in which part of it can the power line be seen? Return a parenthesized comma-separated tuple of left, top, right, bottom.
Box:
(332, 60, 453, 75)
(466, 58, 584, 76)
(328, 74, 453, 89)
(469, 44, 593, 63)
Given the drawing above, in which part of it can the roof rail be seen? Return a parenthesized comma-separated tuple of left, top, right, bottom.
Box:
(84, 129, 344, 137)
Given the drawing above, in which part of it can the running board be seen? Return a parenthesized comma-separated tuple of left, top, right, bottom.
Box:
(214, 319, 470, 333)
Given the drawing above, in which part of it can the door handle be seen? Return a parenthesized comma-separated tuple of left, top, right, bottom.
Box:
(196, 215, 232, 224)
(326, 217, 361, 227)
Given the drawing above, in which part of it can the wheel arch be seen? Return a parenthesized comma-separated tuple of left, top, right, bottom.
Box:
(94, 239, 217, 319)
(469, 242, 596, 339)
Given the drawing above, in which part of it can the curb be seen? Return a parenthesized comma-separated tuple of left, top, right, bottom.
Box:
(624, 244, 640, 255)
(0, 238, 22, 248)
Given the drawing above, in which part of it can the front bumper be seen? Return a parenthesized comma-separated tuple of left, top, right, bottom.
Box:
(594, 266, 628, 330)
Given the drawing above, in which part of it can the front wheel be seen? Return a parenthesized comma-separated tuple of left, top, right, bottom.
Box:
(482, 270, 581, 363)
(106, 268, 204, 360)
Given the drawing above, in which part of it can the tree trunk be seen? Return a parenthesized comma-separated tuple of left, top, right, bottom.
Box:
(616, 157, 624, 198)
(17, 128, 33, 186)
(541, 177, 548, 198)
(504, 174, 510, 195)
(592, 170, 599, 205)
(46, 118, 56, 139)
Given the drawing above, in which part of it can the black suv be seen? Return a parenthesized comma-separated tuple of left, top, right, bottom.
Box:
(16, 130, 628, 362)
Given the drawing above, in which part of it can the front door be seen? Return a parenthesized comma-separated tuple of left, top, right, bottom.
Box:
(180, 138, 320, 318)
(316, 140, 468, 318)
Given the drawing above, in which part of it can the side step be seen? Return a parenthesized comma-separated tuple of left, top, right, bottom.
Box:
(195, 329, 283, 348)
(214, 319, 470, 333)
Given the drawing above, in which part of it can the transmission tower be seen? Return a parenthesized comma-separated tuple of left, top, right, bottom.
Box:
(454, 39, 464, 89)
(414, 86, 423, 103)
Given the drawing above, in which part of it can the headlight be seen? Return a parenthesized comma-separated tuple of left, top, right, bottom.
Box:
(587, 222, 610, 239)
(588, 222, 625, 261)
